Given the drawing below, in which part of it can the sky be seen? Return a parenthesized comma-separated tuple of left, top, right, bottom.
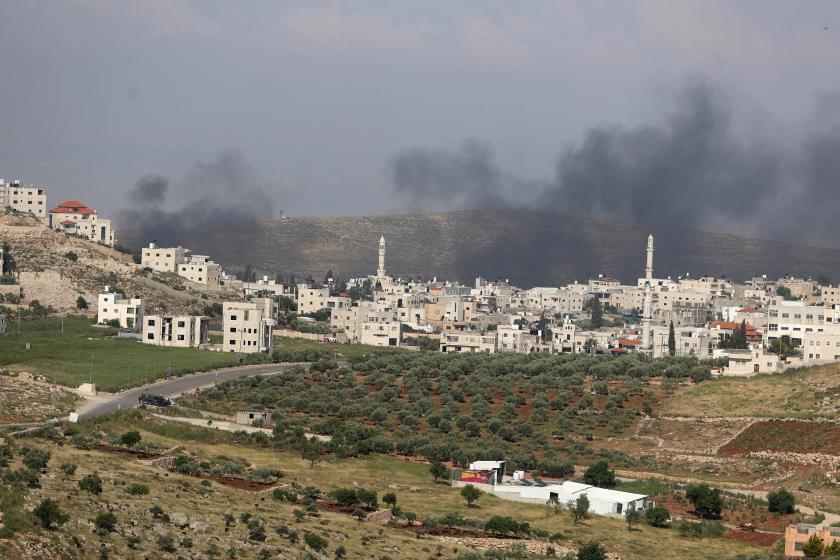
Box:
(1, 1, 839, 243)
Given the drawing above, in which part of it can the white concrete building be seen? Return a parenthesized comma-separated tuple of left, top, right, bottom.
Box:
(440, 331, 497, 353)
(177, 254, 222, 286)
(0, 179, 47, 220)
(223, 298, 276, 353)
(143, 315, 209, 348)
(49, 201, 114, 246)
(97, 291, 143, 329)
(141, 244, 189, 273)
(296, 284, 330, 315)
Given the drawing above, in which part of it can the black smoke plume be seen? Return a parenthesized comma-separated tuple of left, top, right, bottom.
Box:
(119, 149, 274, 248)
(388, 80, 840, 248)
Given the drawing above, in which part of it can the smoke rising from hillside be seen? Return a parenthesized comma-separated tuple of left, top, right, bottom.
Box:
(387, 138, 542, 211)
(119, 149, 273, 247)
(388, 80, 840, 247)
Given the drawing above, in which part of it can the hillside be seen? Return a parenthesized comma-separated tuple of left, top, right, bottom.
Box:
(0, 213, 230, 315)
(122, 209, 840, 286)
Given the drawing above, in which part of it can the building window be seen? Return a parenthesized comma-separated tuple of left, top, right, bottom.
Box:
(177, 321, 185, 327)
(229, 340, 236, 345)
(177, 335, 185, 341)
(147, 333, 154, 340)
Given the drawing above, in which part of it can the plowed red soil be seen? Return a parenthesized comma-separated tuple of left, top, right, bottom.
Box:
(722, 530, 780, 548)
(719, 421, 840, 456)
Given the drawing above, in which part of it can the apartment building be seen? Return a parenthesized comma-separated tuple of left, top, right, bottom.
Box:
(141, 244, 189, 272)
(97, 292, 143, 329)
(49, 201, 114, 246)
(785, 524, 840, 557)
(359, 304, 402, 347)
(0, 179, 47, 220)
(242, 277, 295, 297)
(177, 254, 221, 285)
(223, 298, 276, 353)
(296, 284, 330, 315)
(765, 299, 827, 345)
(440, 331, 497, 353)
(143, 315, 209, 348)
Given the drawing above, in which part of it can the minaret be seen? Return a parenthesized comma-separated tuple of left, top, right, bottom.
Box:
(641, 233, 654, 353)
(377, 235, 386, 279)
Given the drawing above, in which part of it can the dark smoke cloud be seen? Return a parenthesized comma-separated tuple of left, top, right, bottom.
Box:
(119, 149, 274, 248)
(387, 80, 840, 248)
(387, 138, 540, 211)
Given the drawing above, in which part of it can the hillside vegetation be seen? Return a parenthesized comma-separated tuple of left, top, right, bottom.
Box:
(122, 209, 840, 286)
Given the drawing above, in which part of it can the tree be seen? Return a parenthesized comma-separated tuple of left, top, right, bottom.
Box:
(119, 431, 142, 448)
(824, 540, 840, 557)
(645, 506, 671, 528)
(582, 461, 616, 488)
(576, 540, 606, 560)
(302, 439, 323, 468)
(685, 484, 723, 519)
(668, 321, 676, 357)
(590, 297, 604, 329)
(625, 507, 642, 531)
(430, 461, 449, 483)
(22, 447, 51, 470)
(382, 492, 397, 508)
(33, 499, 69, 529)
(547, 497, 563, 515)
(802, 534, 824, 558)
(460, 484, 481, 507)
(767, 488, 795, 514)
(79, 472, 103, 495)
(95, 512, 118, 534)
(569, 494, 590, 524)
(76, 296, 88, 309)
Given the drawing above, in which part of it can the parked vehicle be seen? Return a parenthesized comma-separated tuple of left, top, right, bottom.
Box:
(138, 394, 171, 407)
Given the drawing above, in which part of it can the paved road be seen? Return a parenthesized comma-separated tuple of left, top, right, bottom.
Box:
(76, 364, 302, 420)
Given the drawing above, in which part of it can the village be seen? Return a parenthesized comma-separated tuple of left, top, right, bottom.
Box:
(2, 176, 840, 559)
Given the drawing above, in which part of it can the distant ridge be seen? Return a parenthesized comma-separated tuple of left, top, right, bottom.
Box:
(121, 209, 840, 287)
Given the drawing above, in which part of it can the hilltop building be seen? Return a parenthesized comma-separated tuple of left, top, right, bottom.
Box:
(0, 179, 47, 221)
(49, 201, 115, 246)
(140, 243, 222, 286)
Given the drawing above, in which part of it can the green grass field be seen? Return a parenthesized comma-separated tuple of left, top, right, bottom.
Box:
(272, 335, 402, 360)
(0, 317, 239, 391)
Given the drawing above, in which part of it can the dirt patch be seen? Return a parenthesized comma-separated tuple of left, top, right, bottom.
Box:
(198, 474, 279, 491)
(722, 530, 780, 548)
(658, 494, 804, 532)
(719, 421, 840, 456)
(94, 444, 161, 460)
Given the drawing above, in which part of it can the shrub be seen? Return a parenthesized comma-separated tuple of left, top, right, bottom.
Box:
(157, 534, 176, 553)
(577, 541, 607, 560)
(79, 472, 103, 495)
(33, 499, 69, 529)
(126, 484, 150, 496)
(64, 251, 79, 262)
(803, 534, 824, 558)
(329, 488, 359, 507)
(119, 431, 142, 448)
(484, 516, 530, 536)
(304, 531, 328, 552)
(22, 447, 51, 471)
(94, 512, 118, 534)
(570, 494, 589, 524)
(60, 463, 77, 478)
(645, 506, 671, 528)
(767, 488, 795, 515)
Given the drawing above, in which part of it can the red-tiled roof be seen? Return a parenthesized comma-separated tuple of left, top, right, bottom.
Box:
(610, 347, 628, 353)
(50, 202, 96, 215)
(711, 321, 758, 332)
(617, 338, 641, 345)
(737, 307, 760, 313)
(60, 220, 76, 226)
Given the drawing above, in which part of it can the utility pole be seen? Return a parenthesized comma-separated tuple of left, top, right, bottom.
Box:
(89, 353, 94, 385)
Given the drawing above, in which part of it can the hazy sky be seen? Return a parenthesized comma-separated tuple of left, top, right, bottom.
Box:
(1, 1, 839, 224)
